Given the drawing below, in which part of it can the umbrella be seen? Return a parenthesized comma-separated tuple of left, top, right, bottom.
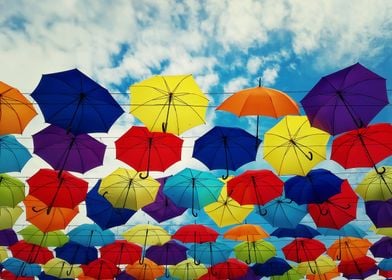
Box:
(338, 256, 376, 277)
(168, 258, 207, 280)
(226, 169, 284, 208)
(271, 224, 320, 239)
(81, 258, 120, 279)
(192, 126, 261, 179)
(24, 195, 78, 232)
(0, 206, 23, 230)
(297, 255, 336, 276)
(365, 198, 392, 227)
(55, 241, 98, 265)
(317, 223, 367, 239)
(100, 240, 142, 265)
(188, 241, 232, 265)
(32, 124, 106, 173)
(9, 240, 53, 264)
(172, 224, 218, 244)
(163, 168, 224, 216)
(203, 185, 254, 227)
(0, 228, 18, 246)
(115, 126, 183, 178)
(125, 258, 165, 280)
(370, 236, 392, 258)
(0, 135, 32, 173)
(270, 267, 305, 280)
(1, 270, 35, 280)
(257, 196, 307, 228)
(86, 180, 136, 229)
(263, 115, 330, 176)
(31, 68, 124, 135)
(216, 82, 299, 142)
(356, 165, 392, 201)
(0, 173, 25, 207)
(27, 168, 88, 209)
(379, 258, 392, 271)
(43, 258, 82, 279)
(130, 74, 208, 135)
(223, 224, 269, 242)
(234, 239, 276, 264)
(209, 258, 248, 279)
(68, 224, 115, 247)
(0, 81, 37, 135)
(2, 258, 42, 277)
(98, 167, 160, 210)
(301, 62, 388, 136)
(252, 257, 292, 277)
(307, 267, 340, 280)
(284, 168, 343, 204)
(38, 271, 75, 280)
(18, 225, 68, 247)
(282, 238, 326, 263)
(308, 180, 358, 229)
(327, 236, 371, 261)
(0, 245, 8, 261)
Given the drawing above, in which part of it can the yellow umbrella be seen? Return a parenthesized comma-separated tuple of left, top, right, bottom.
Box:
(370, 225, 392, 237)
(271, 266, 304, 280)
(263, 115, 330, 176)
(98, 168, 160, 210)
(0, 246, 8, 261)
(130, 74, 209, 135)
(169, 258, 207, 280)
(0, 206, 23, 230)
(43, 258, 82, 279)
(356, 166, 392, 201)
(297, 255, 336, 275)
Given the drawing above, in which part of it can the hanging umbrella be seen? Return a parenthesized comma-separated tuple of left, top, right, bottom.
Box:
(192, 126, 261, 179)
(163, 168, 224, 217)
(125, 258, 165, 280)
(27, 168, 88, 209)
(0, 135, 32, 173)
(223, 224, 269, 242)
(0, 173, 25, 207)
(338, 256, 376, 277)
(0, 206, 23, 230)
(86, 180, 136, 230)
(297, 255, 336, 276)
(67, 224, 115, 247)
(2, 258, 42, 277)
(271, 224, 320, 239)
(378, 258, 392, 271)
(172, 224, 218, 244)
(130, 74, 208, 135)
(209, 258, 248, 279)
(0, 228, 18, 246)
(100, 240, 142, 265)
(38, 271, 75, 280)
(370, 225, 392, 236)
(284, 168, 343, 204)
(327, 236, 371, 261)
(55, 241, 98, 265)
(227, 169, 284, 208)
(43, 258, 82, 279)
(263, 115, 330, 176)
(308, 180, 358, 229)
(257, 196, 307, 228)
(270, 267, 305, 280)
(9, 240, 53, 264)
(365, 198, 392, 227)
(282, 238, 326, 263)
(81, 258, 120, 280)
(32, 125, 106, 173)
(370, 236, 392, 258)
(168, 258, 207, 280)
(343, 264, 378, 279)
(0, 245, 7, 261)
(1, 270, 35, 280)
(116, 270, 137, 280)
(31, 68, 124, 135)
(115, 126, 183, 178)
(18, 225, 68, 247)
(306, 267, 340, 280)
(317, 223, 367, 239)
(216, 82, 299, 142)
(98, 167, 160, 210)
(356, 165, 392, 201)
(252, 257, 292, 278)
(204, 185, 254, 227)
(24, 195, 78, 232)
(188, 241, 232, 265)
(234, 239, 276, 264)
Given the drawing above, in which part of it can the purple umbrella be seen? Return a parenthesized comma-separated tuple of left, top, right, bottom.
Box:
(301, 63, 388, 135)
(0, 228, 18, 246)
(33, 124, 106, 173)
(365, 199, 392, 227)
(370, 236, 392, 258)
(116, 270, 136, 280)
(343, 265, 378, 279)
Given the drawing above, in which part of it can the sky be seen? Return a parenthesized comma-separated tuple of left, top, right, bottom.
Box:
(1, 0, 392, 278)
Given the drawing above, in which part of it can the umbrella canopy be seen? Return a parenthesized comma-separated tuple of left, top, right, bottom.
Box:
(327, 236, 371, 261)
(2, 257, 42, 277)
(192, 126, 261, 179)
(270, 267, 305, 280)
(284, 168, 343, 204)
(0, 81, 37, 135)
(223, 224, 269, 242)
(365, 198, 392, 227)
(297, 255, 336, 276)
(282, 238, 326, 263)
(234, 239, 276, 264)
(27, 168, 88, 209)
(1, 270, 35, 280)
(33, 125, 106, 173)
(168, 258, 207, 280)
(356, 165, 392, 201)
(227, 169, 284, 207)
(43, 258, 82, 279)
(0, 228, 18, 246)
(99, 167, 160, 210)
(338, 256, 376, 277)
(55, 241, 98, 265)
(68, 224, 115, 247)
(300, 62, 388, 135)
(0, 206, 23, 230)
(163, 168, 224, 217)
(307, 267, 340, 280)
(130, 74, 208, 135)
(100, 240, 142, 265)
(209, 258, 248, 279)
(9, 240, 53, 264)
(317, 223, 367, 239)
(81, 258, 120, 279)
(115, 126, 183, 178)
(145, 240, 188, 266)
(271, 224, 320, 239)
(18, 225, 68, 247)
(172, 224, 218, 244)
(125, 258, 165, 280)
(31, 68, 124, 135)
(252, 257, 292, 277)
(263, 115, 330, 176)
(0, 135, 32, 173)
(0, 173, 25, 208)
(188, 241, 232, 265)
(370, 236, 392, 258)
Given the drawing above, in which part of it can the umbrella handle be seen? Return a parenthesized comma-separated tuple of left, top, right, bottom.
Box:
(221, 171, 229, 180)
(32, 206, 44, 213)
(194, 258, 201, 265)
(191, 207, 198, 217)
(308, 261, 317, 274)
(162, 122, 168, 133)
(139, 171, 149, 179)
(306, 151, 313, 160)
(165, 268, 170, 278)
(376, 166, 386, 174)
(259, 208, 267, 216)
(139, 254, 145, 264)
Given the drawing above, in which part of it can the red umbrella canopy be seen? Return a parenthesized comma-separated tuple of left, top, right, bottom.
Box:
(100, 240, 142, 265)
(81, 258, 120, 279)
(9, 240, 53, 264)
(0, 270, 35, 280)
(209, 258, 248, 279)
(338, 256, 376, 276)
(227, 169, 284, 206)
(282, 238, 326, 263)
(115, 126, 183, 178)
(27, 168, 88, 209)
(172, 224, 219, 243)
(308, 180, 358, 229)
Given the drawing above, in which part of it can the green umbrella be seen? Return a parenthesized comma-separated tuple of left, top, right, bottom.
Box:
(0, 173, 25, 207)
(271, 266, 305, 280)
(0, 206, 23, 230)
(18, 225, 69, 247)
(169, 259, 207, 280)
(234, 239, 276, 264)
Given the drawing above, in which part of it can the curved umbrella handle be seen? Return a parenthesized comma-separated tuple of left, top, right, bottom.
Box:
(139, 171, 150, 179)
(306, 151, 313, 160)
(308, 261, 317, 274)
(66, 267, 73, 276)
(221, 168, 229, 180)
(165, 268, 170, 278)
(376, 166, 386, 174)
(194, 258, 201, 265)
(191, 207, 198, 217)
(245, 258, 252, 264)
(259, 208, 267, 216)
(32, 206, 45, 213)
(162, 122, 168, 133)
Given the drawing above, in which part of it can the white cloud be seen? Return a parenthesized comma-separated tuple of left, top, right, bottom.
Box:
(223, 77, 249, 93)
(259, 65, 280, 85)
(247, 57, 263, 75)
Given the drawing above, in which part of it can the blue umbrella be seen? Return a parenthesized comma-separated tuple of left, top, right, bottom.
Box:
(192, 126, 261, 179)
(188, 242, 232, 265)
(379, 258, 392, 271)
(2, 257, 41, 277)
(271, 224, 320, 239)
(257, 196, 307, 228)
(67, 224, 115, 247)
(38, 272, 73, 280)
(0, 135, 31, 173)
(163, 168, 224, 217)
(31, 68, 124, 135)
(284, 168, 343, 204)
(252, 257, 291, 277)
(86, 181, 136, 229)
(54, 241, 98, 264)
(116, 270, 136, 280)
(317, 223, 367, 238)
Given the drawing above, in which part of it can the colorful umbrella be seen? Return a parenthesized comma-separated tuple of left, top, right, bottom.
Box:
(0, 81, 37, 135)
(55, 241, 98, 265)
(1, 270, 35, 280)
(115, 126, 183, 178)
(338, 255, 376, 277)
(370, 236, 392, 258)
(0, 135, 32, 173)
(209, 258, 248, 279)
(282, 238, 326, 263)
(0, 228, 18, 246)
(297, 255, 336, 276)
(252, 257, 292, 277)
(43, 258, 82, 279)
(317, 223, 367, 239)
(100, 240, 142, 265)
(81, 258, 120, 279)
(125, 258, 165, 280)
(0, 206, 23, 230)
(192, 126, 261, 179)
(67, 224, 115, 247)
(98, 167, 160, 210)
(270, 267, 305, 280)
(130, 74, 208, 135)
(301, 62, 388, 135)
(188, 242, 232, 265)
(172, 224, 218, 244)
(168, 258, 207, 280)
(263, 115, 330, 176)
(0, 173, 25, 207)
(271, 224, 320, 239)
(307, 267, 340, 280)
(32, 125, 106, 173)
(234, 239, 276, 264)
(378, 258, 392, 271)
(31, 68, 124, 134)
(327, 236, 371, 261)
(9, 240, 53, 264)
(2, 258, 42, 277)
(223, 224, 269, 242)
(163, 168, 224, 216)
(18, 225, 68, 247)
(356, 165, 392, 201)
(365, 198, 392, 227)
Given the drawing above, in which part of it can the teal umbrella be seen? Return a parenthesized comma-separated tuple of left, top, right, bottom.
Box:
(0, 135, 31, 173)
(188, 241, 232, 265)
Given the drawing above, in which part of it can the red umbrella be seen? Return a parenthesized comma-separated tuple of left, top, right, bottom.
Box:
(100, 240, 142, 265)
(172, 224, 219, 244)
(209, 258, 248, 279)
(81, 258, 120, 279)
(282, 238, 326, 263)
(9, 240, 53, 264)
(0, 270, 34, 280)
(338, 256, 376, 276)
(308, 180, 358, 229)
(115, 126, 183, 178)
(27, 168, 88, 209)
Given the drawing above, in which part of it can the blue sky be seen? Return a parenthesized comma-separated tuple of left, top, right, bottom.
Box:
(1, 0, 392, 278)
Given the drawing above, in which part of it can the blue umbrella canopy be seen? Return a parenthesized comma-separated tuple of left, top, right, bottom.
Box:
(54, 241, 98, 265)
(317, 223, 367, 238)
(188, 241, 232, 265)
(0, 135, 32, 173)
(67, 224, 115, 247)
(252, 257, 292, 277)
(271, 224, 320, 239)
(2, 257, 41, 277)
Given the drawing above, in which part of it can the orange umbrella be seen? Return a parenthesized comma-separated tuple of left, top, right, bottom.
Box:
(307, 267, 340, 280)
(24, 195, 78, 232)
(216, 82, 299, 141)
(0, 81, 37, 135)
(223, 224, 269, 242)
(327, 236, 371, 261)
(125, 258, 164, 280)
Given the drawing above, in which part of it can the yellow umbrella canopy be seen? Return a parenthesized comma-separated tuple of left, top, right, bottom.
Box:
(43, 258, 82, 279)
(356, 166, 392, 201)
(371, 225, 392, 237)
(0, 246, 8, 261)
(98, 168, 160, 210)
(263, 115, 330, 176)
(169, 258, 207, 280)
(130, 74, 209, 135)
(0, 205, 23, 230)
(297, 255, 336, 275)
